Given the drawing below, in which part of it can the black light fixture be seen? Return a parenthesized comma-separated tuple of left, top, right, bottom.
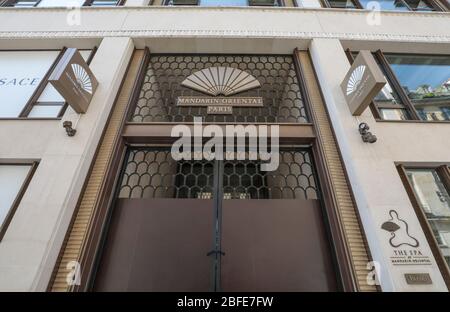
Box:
(63, 121, 77, 137)
(358, 122, 377, 143)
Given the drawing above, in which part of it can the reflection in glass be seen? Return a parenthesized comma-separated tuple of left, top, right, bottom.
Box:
(386, 54, 450, 121)
(380, 108, 409, 120)
(91, 0, 119, 6)
(404, 0, 435, 10)
(406, 168, 450, 268)
(327, 0, 357, 8)
(359, 0, 409, 10)
(199, 0, 248, 5)
(359, 0, 435, 11)
(13, 0, 38, 7)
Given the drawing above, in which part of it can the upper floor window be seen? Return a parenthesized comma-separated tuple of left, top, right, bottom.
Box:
(325, 0, 439, 11)
(0, 49, 93, 118)
(347, 51, 450, 122)
(1, 0, 123, 6)
(326, 0, 358, 8)
(386, 54, 450, 121)
(85, 0, 122, 6)
(165, 0, 282, 6)
(400, 165, 450, 272)
(0, 163, 37, 241)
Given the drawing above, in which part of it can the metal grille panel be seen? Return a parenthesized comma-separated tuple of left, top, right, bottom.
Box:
(118, 148, 318, 200)
(131, 55, 308, 123)
(223, 150, 318, 200)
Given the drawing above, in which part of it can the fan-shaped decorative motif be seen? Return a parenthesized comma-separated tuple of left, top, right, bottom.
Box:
(346, 65, 366, 96)
(181, 67, 261, 96)
(71, 63, 93, 94)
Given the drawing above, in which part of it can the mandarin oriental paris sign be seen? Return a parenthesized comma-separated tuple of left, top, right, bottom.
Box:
(341, 51, 386, 116)
(177, 67, 263, 114)
(49, 48, 98, 114)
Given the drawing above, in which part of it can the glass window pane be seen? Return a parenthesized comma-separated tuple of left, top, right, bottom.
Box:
(380, 108, 409, 120)
(353, 51, 407, 119)
(406, 168, 450, 268)
(328, 0, 357, 8)
(35, 50, 91, 107)
(37, 0, 85, 6)
(91, 0, 119, 6)
(28, 105, 63, 117)
(13, 0, 38, 7)
(386, 54, 450, 121)
(200, 0, 248, 5)
(37, 84, 65, 103)
(0, 51, 59, 117)
(0, 165, 31, 228)
(405, 0, 435, 10)
(359, 0, 409, 11)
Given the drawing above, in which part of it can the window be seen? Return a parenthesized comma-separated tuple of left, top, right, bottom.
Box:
(385, 54, 450, 121)
(37, 0, 85, 6)
(347, 51, 450, 122)
(325, 0, 438, 11)
(12, 0, 39, 7)
(401, 166, 450, 271)
(0, 163, 37, 240)
(326, 0, 359, 8)
(0, 49, 93, 118)
(165, 0, 282, 6)
(1, 0, 123, 6)
(85, 0, 122, 6)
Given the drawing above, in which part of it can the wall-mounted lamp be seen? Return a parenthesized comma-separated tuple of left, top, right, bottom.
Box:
(358, 122, 377, 143)
(63, 121, 77, 137)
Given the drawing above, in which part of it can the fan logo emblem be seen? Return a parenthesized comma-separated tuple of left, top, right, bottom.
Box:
(181, 67, 261, 96)
(71, 63, 93, 94)
(346, 65, 366, 96)
(177, 67, 264, 114)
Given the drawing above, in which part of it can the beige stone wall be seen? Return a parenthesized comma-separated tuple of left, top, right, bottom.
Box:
(0, 37, 134, 291)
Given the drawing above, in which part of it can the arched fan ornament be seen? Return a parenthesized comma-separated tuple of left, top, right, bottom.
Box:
(181, 67, 261, 96)
(71, 63, 93, 94)
(346, 65, 366, 96)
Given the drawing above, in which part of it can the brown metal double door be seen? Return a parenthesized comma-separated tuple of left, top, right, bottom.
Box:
(93, 157, 337, 292)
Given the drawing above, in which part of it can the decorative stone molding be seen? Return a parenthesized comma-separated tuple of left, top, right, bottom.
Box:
(0, 7, 449, 43)
(0, 30, 449, 43)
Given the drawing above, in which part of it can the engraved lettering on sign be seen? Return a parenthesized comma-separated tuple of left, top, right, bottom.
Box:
(404, 273, 432, 285)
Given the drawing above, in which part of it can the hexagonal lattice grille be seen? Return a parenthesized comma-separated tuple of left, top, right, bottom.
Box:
(131, 55, 309, 123)
(223, 150, 318, 200)
(118, 148, 318, 200)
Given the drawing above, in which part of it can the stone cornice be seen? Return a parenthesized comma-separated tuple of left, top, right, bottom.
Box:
(0, 7, 449, 43)
(0, 30, 449, 43)
(0, 5, 449, 17)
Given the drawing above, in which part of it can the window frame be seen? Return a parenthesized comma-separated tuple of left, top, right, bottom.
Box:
(397, 163, 450, 288)
(83, 0, 126, 6)
(0, 161, 39, 241)
(322, 0, 442, 11)
(0, 0, 126, 6)
(0, 47, 97, 120)
(346, 49, 450, 122)
(163, 0, 285, 6)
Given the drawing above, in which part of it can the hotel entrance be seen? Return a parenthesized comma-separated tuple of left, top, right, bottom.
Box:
(93, 147, 338, 291)
(50, 50, 372, 292)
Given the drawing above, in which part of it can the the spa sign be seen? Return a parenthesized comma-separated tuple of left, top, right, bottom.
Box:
(177, 67, 263, 114)
(341, 51, 386, 116)
(49, 48, 98, 114)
